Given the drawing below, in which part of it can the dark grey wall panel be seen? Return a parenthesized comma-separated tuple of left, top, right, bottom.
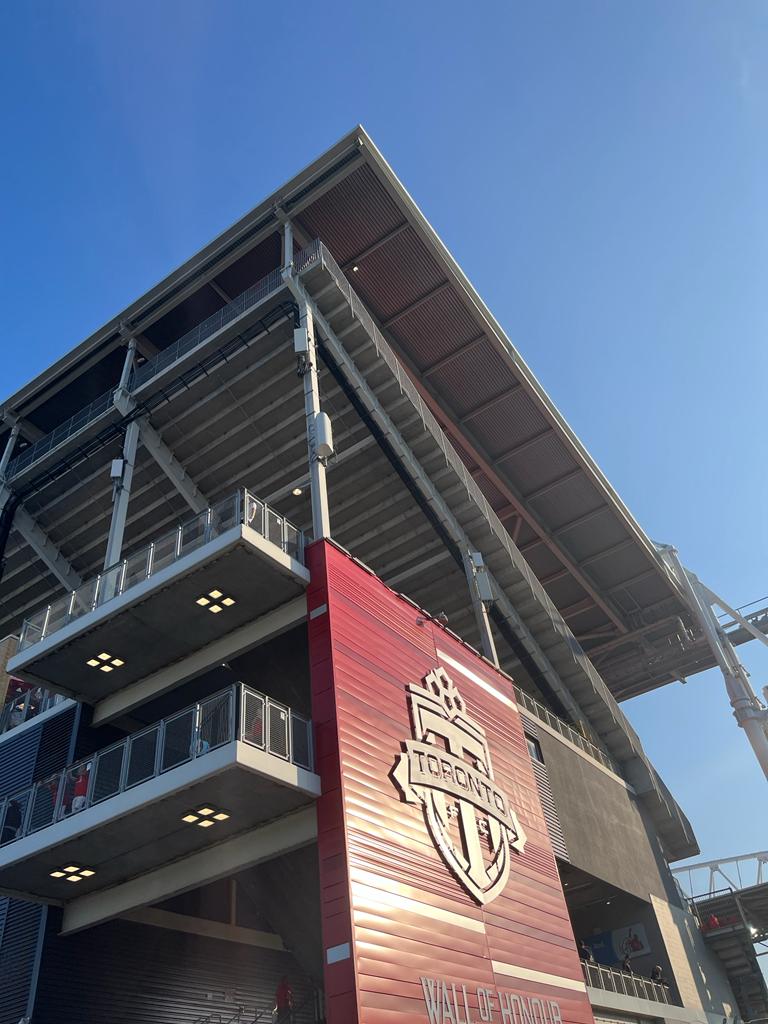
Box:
(536, 728, 681, 905)
(34, 915, 317, 1024)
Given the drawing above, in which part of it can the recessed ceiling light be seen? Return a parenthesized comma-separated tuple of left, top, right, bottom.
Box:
(52, 864, 95, 882)
(79, 869, 95, 878)
(182, 805, 230, 829)
(63, 866, 79, 873)
(197, 807, 214, 816)
(66, 875, 83, 882)
(50, 871, 66, 878)
(87, 653, 124, 670)
(213, 812, 230, 821)
(195, 590, 235, 613)
(352, 265, 359, 272)
(182, 813, 199, 824)
(198, 819, 215, 828)
(292, 487, 303, 496)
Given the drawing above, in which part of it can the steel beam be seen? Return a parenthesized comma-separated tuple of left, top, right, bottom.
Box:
(12, 503, 82, 592)
(137, 419, 208, 515)
(342, 221, 409, 271)
(460, 384, 522, 424)
(382, 280, 451, 329)
(423, 334, 486, 379)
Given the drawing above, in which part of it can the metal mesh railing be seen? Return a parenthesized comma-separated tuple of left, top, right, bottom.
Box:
(514, 684, 620, 775)
(0, 684, 312, 849)
(581, 960, 673, 1005)
(17, 488, 304, 652)
(240, 686, 313, 771)
(4, 266, 286, 481)
(130, 268, 284, 391)
(5, 387, 118, 478)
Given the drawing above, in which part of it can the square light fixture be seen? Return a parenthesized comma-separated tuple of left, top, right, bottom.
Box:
(195, 590, 235, 614)
(86, 652, 124, 671)
(181, 805, 230, 828)
(50, 864, 96, 883)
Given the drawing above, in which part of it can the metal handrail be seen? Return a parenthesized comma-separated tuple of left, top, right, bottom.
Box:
(0, 683, 313, 849)
(580, 959, 673, 1005)
(17, 488, 304, 652)
(513, 684, 620, 775)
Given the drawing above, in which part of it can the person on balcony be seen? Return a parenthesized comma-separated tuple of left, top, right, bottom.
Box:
(71, 765, 91, 812)
(579, 940, 595, 963)
(650, 964, 665, 985)
(621, 954, 633, 973)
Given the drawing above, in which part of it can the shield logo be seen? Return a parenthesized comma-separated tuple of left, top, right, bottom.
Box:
(392, 666, 526, 905)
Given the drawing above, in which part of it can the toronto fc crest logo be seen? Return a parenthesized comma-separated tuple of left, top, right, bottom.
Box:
(391, 666, 526, 905)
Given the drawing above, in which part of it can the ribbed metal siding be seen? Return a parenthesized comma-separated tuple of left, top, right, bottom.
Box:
(521, 711, 569, 862)
(0, 899, 43, 1024)
(34, 705, 77, 780)
(0, 725, 41, 798)
(34, 916, 315, 1024)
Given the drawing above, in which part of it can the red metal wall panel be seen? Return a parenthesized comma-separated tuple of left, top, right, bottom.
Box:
(308, 541, 595, 1024)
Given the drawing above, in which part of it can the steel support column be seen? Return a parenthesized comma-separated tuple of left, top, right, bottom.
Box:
(462, 550, 500, 667)
(103, 419, 140, 569)
(299, 302, 331, 540)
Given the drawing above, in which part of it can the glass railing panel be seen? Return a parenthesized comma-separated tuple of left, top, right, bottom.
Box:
(284, 522, 300, 560)
(45, 594, 73, 635)
(161, 708, 196, 771)
(96, 563, 124, 607)
(199, 690, 232, 751)
(290, 713, 312, 770)
(28, 776, 61, 833)
(267, 700, 290, 760)
(71, 578, 100, 619)
(180, 511, 209, 556)
(210, 493, 239, 536)
(148, 529, 180, 577)
(123, 547, 150, 590)
(19, 608, 47, 650)
(126, 727, 159, 788)
(266, 508, 284, 550)
(91, 744, 125, 804)
(0, 792, 30, 845)
(244, 493, 265, 536)
(242, 689, 266, 749)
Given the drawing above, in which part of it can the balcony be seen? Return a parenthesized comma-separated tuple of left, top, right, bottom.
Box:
(0, 684, 318, 906)
(8, 489, 309, 702)
(581, 959, 674, 1006)
(1, 680, 69, 738)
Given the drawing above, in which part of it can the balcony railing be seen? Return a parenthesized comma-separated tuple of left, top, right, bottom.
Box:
(17, 488, 304, 652)
(0, 683, 68, 737)
(581, 960, 673, 1005)
(513, 684, 620, 776)
(0, 683, 313, 848)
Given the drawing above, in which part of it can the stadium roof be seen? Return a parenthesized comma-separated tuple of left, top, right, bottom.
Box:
(0, 126, 730, 702)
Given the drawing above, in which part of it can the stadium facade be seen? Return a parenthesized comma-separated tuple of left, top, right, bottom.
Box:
(0, 127, 755, 1024)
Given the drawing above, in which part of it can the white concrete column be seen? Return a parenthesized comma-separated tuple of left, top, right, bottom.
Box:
(299, 303, 331, 541)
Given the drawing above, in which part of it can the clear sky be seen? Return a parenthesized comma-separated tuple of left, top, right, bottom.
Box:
(1, 2, 766, 872)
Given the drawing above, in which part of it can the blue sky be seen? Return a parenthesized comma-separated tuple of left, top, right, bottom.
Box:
(1, 2, 766, 869)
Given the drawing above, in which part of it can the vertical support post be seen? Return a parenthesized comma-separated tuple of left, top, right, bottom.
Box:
(103, 419, 140, 569)
(298, 301, 332, 541)
(282, 219, 294, 271)
(0, 422, 21, 480)
(463, 550, 500, 667)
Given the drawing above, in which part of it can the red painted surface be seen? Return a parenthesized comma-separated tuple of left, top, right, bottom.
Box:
(308, 541, 595, 1024)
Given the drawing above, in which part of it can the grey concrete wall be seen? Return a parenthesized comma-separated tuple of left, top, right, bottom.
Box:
(538, 728, 681, 905)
